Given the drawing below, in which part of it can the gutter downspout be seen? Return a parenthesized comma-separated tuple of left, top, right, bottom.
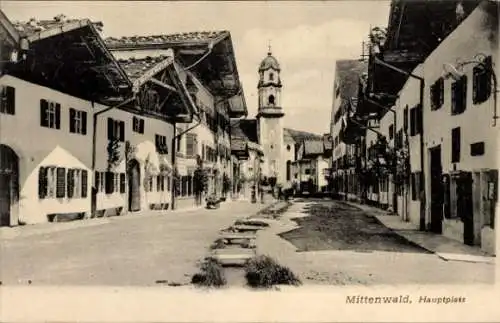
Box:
(373, 57, 426, 230)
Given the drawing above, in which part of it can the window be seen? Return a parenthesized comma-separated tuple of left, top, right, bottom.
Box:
(451, 75, 467, 115)
(286, 160, 291, 181)
(0, 85, 15, 115)
(132, 116, 145, 134)
(470, 142, 485, 156)
(56, 167, 66, 198)
(269, 72, 274, 81)
(66, 169, 79, 198)
(388, 124, 394, 140)
(409, 104, 422, 136)
(69, 108, 87, 135)
(473, 56, 492, 105)
(40, 99, 61, 129)
(286, 145, 291, 151)
(305, 168, 311, 175)
(107, 118, 125, 141)
(451, 127, 461, 163)
(268, 95, 275, 105)
(430, 78, 444, 110)
(155, 134, 168, 154)
(95, 171, 106, 192)
(186, 133, 198, 158)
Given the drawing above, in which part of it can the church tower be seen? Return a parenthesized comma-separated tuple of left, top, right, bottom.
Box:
(257, 46, 286, 184)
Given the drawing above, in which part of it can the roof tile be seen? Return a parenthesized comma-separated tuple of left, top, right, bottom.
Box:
(105, 31, 227, 47)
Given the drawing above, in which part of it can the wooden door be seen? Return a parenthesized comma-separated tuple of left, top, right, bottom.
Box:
(0, 145, 19, 226)
(128, 160, 141, 212)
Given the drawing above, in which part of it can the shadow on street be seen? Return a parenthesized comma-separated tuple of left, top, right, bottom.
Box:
(279, 200, 432, 254)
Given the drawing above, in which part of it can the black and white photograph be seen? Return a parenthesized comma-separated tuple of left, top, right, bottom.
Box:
(0, 0, 498, 321)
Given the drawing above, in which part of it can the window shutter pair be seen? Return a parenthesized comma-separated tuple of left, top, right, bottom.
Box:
(56, 167, 66, 198)
(451, 76, 467, 115)
(38, 167, 48, 198)
(0, 86, 15, 114)
(71, 110, 88, 135)
(473, 59, 492, 104)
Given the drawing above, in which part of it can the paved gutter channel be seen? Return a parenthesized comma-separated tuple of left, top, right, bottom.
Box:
(200, 200, 292, 288)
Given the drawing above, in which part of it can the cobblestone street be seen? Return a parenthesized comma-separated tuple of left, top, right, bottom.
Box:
(0, 201, 270, 286)
(255, 199, 495, 285)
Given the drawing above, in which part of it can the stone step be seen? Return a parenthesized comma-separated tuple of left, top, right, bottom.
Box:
(210, 248, 256, 266)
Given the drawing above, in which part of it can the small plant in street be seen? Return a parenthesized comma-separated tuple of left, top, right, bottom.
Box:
(191, 258, 227, 288)
(244, 255, 301, 288)
(210, 238, 227, 250)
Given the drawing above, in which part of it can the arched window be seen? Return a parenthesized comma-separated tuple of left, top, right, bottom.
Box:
(268, 95, 275, 105)
(269, 72, 274, 81)
(286, 145, 291, 151)
(286, 160, 291, 181)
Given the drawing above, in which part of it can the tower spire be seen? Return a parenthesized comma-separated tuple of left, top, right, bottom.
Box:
(268, 40, 272, 55)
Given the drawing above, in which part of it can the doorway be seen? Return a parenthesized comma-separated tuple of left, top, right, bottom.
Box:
(429, 146, 443, 233)
(456, 172, 473, 245)
(0, 145, 19, 226)
(128, 159, 141, 212)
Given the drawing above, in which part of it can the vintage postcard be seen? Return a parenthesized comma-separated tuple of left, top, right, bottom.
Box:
(0, 0, 498, 322)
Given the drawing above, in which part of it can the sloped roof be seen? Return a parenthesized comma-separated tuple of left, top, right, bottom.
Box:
(231, 119, 259, 143)
(117, 55, 171, 82)
(105, 31, 227, 48)
(12, 15, 104, 40)
(334, 59, 367, 102)
(284, 128, 322, 143)
(303, 139, 325, 156)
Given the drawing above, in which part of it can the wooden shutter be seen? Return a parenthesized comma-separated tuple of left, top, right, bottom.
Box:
(156, 175, 161, 191)
(5, 86, 15, 114)
(451, 127, 461, 163)
(107, 118, 114, 140)
(38, 167, 47, 199)
(105, 171, 114, 194)
(119, 121, 125, 142)
(416, 104, 423, 135)
(56, 167, 66, 198)
(119, 173, 125, 193)
(69, 108, 76, 133)
(55, 103, 61, 129)
(40, 99, 49, 127)
(140, 119, 145, 134)
(67, 169, 75, 198)
(82, 111, 87, 135)
(81, 170, 88, 198)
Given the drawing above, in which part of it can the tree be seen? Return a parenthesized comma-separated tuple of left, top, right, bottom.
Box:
(107, 138, 121, 171)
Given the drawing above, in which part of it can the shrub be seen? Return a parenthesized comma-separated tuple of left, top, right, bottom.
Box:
(244, 255, 301, 288)
(191, 258, 226, 288)
(210, 238, 227, 250)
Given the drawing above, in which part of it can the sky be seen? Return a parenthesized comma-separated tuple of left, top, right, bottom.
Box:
(2, 1, 391, 135)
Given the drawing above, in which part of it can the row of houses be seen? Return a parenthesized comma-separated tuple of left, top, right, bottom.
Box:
(330, 0, 498, 255)
(0, 12, 248, 226)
